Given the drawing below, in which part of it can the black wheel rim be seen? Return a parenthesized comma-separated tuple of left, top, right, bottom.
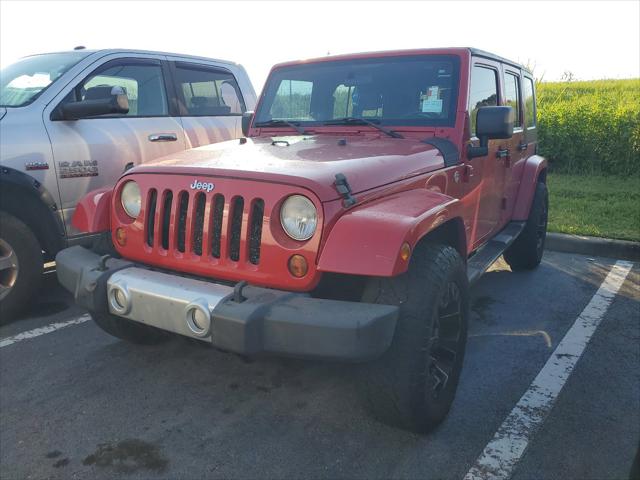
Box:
(427, 281, 463, 398)
(536, 197, 548, 253)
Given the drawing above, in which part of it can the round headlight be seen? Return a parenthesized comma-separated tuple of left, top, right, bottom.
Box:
(120, 181, 141, 218)
(280, 195, 317, 241)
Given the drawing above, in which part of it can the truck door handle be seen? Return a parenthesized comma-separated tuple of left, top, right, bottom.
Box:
(496, 148, 510, 159)
(518, 142, 529, 151)
(148, 133, 177, 142)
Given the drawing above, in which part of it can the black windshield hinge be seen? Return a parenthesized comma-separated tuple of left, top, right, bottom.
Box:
(334, 173, 357, 208)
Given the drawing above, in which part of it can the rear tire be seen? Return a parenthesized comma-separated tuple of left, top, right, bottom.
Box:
(0, 212, 43, 322)
(504, 181, 548, 271)
(91, 311, 169, 345)
(359, 243, 469, 433)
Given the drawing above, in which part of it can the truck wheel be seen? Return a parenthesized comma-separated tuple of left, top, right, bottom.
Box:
(504, 181, 548, 271)
(359, 243, 469, 433)
(0, 212, 43, 322)
(91, 312, 169, 345)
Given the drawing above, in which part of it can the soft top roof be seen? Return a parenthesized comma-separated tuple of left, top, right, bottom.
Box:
(271, 47, 532, 75)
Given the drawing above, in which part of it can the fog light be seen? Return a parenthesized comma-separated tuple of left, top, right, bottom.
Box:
(288, 254, 308, 278)
(115, 227, 127, 246)
(108, 284, 131, 315)
(185, 300, 211, 337)
(400, 242, 411, 262)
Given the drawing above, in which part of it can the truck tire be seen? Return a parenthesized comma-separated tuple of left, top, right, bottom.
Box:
(0, 212, 43, 322)
(359, 243, 469, 433)
(91, 311, 169, 345)
(504, 181, 548, 271)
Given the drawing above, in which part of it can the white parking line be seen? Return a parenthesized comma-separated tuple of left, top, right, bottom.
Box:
(0, 314, 91, 349)
(464, 260, 634, 480)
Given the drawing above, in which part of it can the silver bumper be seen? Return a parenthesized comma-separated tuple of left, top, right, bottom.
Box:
(107, 268, 233, 340)
(56, 246, 399, 361)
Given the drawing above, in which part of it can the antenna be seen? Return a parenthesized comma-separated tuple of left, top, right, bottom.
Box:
(73, 46, 86, 50)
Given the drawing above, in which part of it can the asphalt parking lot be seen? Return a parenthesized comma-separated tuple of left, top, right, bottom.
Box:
(0, 251, 638, 480)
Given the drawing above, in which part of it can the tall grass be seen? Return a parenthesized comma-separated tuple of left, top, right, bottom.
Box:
(537, 78, 640, 176)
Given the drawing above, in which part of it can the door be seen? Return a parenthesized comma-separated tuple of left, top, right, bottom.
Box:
(43, 56, 186, 236)
(501, 67, 526, 222)
(466, 61, 508, 247)
(169, 62, 246, 148)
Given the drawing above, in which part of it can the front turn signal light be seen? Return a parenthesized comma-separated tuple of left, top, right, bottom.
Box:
(400, 242, 411, 262)
(115, 227, 127, 247)
(288, 254, 308, 278)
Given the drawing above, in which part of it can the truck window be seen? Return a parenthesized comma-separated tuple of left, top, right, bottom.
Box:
(469, 65, 498, 136)
(174, 65, 245, 116)
(79, 63, 168, 117)
(504, 72, 522, 128)
(524, 76, 536, 128)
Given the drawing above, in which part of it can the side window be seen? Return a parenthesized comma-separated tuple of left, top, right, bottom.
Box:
(174, 65, 245, 116)
(524, 77, 536, 128)
(504, 72, 522, 128)
(469, 65, 498, 136)
(269, 80, 313, 119)
(78, 62, 168, 117)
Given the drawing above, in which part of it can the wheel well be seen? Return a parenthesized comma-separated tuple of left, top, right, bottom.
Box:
(0, 183, 65, 257)
(537, 169, 547, 184)
(415, 218, 467, 260)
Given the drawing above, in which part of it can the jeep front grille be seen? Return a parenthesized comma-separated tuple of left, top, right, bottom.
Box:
(145, 189, 264, 265)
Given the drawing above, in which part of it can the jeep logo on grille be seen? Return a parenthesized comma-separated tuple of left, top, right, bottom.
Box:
(190, 180, 215, 192)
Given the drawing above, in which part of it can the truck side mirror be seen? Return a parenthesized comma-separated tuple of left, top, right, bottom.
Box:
(467, 106, 514, 158)
(60, 86, 129, 120)
(241, 111, 254, 137)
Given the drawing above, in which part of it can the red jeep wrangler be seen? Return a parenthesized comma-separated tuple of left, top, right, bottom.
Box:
(56, 48, 547, 433)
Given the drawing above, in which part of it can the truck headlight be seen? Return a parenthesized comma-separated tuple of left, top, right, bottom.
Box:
(280, 195, 317, 241)
(120, 181, 141, 218)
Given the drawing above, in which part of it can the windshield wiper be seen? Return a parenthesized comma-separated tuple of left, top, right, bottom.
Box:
(253, 119, 307, 135)
(323, 117, 404, 139)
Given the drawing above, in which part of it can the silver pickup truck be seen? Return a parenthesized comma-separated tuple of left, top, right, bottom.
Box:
(0, 48, 257, 319)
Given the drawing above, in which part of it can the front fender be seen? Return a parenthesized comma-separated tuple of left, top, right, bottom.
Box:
(72, 187, 112, 233)
(512, 155, 547, 221)
(318, 189, 463, 277)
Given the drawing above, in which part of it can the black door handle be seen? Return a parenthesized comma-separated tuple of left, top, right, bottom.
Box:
(518, 142, 529, 151)
(496, 148, 509, 159)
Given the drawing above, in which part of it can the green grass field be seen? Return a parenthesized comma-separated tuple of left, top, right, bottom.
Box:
(537, 78, 639, 177)
(547, 173, 639, 241)
(536, 78, 639, 241)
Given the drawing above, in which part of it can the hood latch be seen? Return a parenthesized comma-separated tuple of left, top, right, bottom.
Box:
(334, 173, 357, 208)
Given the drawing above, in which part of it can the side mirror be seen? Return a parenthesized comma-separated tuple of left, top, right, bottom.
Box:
(468, 106, 514, 158)
(241, 111, 254, 137)
(61, 86, 129, 120)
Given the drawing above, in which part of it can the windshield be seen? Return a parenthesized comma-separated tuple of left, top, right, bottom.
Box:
(255, 55, 460, 128)
(0, 52, 88, 107)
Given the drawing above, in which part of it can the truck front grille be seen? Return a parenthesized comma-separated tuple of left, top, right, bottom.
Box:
(145, 189, 264, 265)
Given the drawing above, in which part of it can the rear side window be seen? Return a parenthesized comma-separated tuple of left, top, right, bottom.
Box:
(504, 72, 522, 128)
(174, 65, 245, 116)
(79, 63, 168, 117)
(524, 77, 536, 128)
(469, 65, 498, 136)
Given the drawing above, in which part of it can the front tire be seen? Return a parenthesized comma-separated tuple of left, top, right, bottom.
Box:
(91, 311, 169, 345)
(359, 243, 469, 433)
(0, 212, 43, 322)
(504, 181, 548, 271)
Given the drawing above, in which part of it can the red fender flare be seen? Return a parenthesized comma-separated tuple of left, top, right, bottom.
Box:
(512, 155, 547, 221)
(71, 187, 112, 233)
(318, 189, 464, 277)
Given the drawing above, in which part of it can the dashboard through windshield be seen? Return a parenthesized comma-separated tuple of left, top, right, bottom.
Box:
(255, 54, 460, 128)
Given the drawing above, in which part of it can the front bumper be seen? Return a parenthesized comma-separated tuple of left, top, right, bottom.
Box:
(56, 246, 398, 361)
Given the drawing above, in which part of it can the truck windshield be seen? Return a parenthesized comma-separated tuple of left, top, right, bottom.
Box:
(0, 52, 88, 107)
(255, 54, 460, 128)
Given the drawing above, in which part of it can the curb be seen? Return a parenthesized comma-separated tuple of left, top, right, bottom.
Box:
(546, 232, 640, 261)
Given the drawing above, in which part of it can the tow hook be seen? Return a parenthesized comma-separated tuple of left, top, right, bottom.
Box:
(233, 280, 248, 303)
